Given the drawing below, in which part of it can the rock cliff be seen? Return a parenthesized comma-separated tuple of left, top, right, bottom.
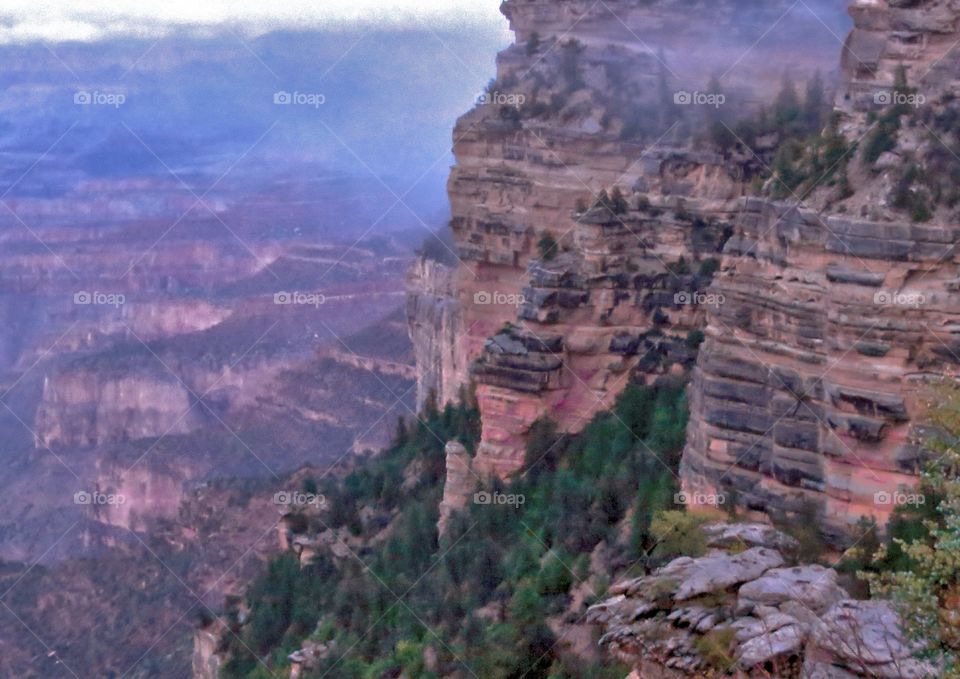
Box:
(406, 256, 464, 411)
(842, 0, 960, 111)
(414, 0, 844, 481)
(407, 0, 960, 541)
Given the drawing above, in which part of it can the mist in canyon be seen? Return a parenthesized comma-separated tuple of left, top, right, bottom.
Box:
(5, 0, 946, 678)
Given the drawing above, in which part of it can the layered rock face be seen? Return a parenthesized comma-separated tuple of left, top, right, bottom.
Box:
(588, 522, 937, 678)
(35, 368, 200, 448)
(683, 0, 960, 540)
(682, 199, 960, 540)
(425, 0, 846, 480)
(842, 0, 960, 110)
(406, 257, 464, 411)
(411, 0, 960, 541)
(469, 194, 736, 477)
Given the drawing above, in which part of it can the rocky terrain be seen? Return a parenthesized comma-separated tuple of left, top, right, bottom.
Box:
(0, 305, 418, 677)
(202, 2, 960, 678)
(405, 0, 960, 543)
(588, 521, 936, 678)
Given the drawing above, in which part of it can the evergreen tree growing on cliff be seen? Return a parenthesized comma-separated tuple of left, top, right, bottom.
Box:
(773, 74, 803, 138)
(803, 70, 826, 134)
(538, 230, 559, 260)
(862, 381, 960, 676)
(609, 187, 629, 215)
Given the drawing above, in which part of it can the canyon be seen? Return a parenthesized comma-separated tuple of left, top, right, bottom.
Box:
(0, 24, 509, 677)
(5, 0, 959, 676)
(200, 2, 960, 678)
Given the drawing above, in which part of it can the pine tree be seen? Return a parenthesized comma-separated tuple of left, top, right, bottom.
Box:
(863, 381, 960, 676)
(803, 70, 826, 134)
(774, 74, 801, 131)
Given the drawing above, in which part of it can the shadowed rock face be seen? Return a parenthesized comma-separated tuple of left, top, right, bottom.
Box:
(684, 0, 960, 541)
(681, 198, 960, 542)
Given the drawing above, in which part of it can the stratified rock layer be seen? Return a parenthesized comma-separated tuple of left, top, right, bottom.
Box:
(428, 0, 845, 480)
(842, 0, 960, 110)
(406, 0, 960, 540)
(682, 198, 960, 540)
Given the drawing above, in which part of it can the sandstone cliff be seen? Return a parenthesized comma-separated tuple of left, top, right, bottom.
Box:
(406, 256, 464, 411)
(842, 0, 960, 111)
(411, 0, 844, 484)
(404, 0, 960, 543)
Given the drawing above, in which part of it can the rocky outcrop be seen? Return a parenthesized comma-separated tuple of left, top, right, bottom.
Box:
(588, 522, 938, 678)
(406, 256, 464, 411)
(428, 0, 842, 480)
(408, 0, 960, 542)
(437, 440, 478, 536)
(842, 0, 960, 110)
(681, 198, 960, 540)
(469, 197, 735, 476)
(192, 621, 224, 679)
(34, 367, 200, 448)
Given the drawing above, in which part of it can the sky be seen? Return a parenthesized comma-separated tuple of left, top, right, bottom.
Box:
(0, 0, 508, 42)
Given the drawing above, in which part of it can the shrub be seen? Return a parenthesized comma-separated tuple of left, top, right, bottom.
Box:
(650, 510, 708, 560)
(698, 258, 720, 278)
(538, 231, 559, 260)
(685, 330, 706, 349)
(862, 381, 960, 675)
(694, 628, 736, 670)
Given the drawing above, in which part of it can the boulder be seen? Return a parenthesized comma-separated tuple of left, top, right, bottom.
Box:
(737, 622, 804, 669)
(702, 522, 800, 554)
(737, 565, 846, 616)
(671, 547, 785, 601)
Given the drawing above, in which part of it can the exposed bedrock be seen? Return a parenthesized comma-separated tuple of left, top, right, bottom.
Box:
(682, 199, 960, 541)
(588, 522, 938, 678)
(842, 0, 960, 111)
(407, 0, 960, 541)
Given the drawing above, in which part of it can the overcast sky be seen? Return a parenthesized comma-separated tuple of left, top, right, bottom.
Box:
(0, 1, 508, 42)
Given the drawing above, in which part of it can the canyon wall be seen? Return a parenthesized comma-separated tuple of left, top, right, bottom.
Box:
(410, 0, 960, 540)
(35, 367, 200, 448)
(681, 200, 959, 542)
(406, 257, 464, 411)
(842, 0, 960, 110)
(416, 0, 846, 480)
